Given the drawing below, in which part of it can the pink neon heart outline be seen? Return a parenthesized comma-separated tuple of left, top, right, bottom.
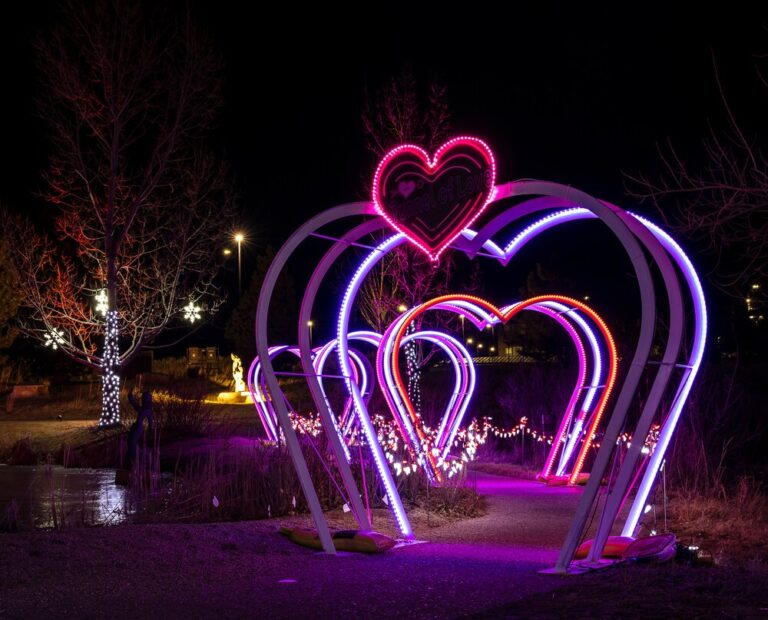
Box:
(372, 136, 497, 262)
(380, 294, 617, 484)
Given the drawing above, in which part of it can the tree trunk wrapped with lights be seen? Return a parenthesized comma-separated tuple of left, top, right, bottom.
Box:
(100, 310, 120, 427)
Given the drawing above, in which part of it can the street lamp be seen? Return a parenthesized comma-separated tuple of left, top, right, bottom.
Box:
(234, 233, 244, 298)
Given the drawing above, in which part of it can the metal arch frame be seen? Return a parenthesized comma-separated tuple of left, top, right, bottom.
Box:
(330, 183, 668, 568)
(376, 297, 613, 482)
(425, 298, 615, 482)
(255, 181, 698, 570)
(401, 288, 612, 479)
(296, 219, 393, 532)
(451, 182, 685, 571)
(377, 294, 617, 484)
(247, 343, 372, 448)
(376, 327, 476, 479)
(479, 207, 707, 539)
(255, 203, 379, 554)
(313, 332, 378, 435)
(313, 328, 477, 456)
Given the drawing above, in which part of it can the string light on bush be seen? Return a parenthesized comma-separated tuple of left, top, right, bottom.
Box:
(98, 310, 121, 427)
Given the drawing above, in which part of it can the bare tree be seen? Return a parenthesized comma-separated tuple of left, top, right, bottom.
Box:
(627, 53, 768, 303)
(4, 1, 235, 426)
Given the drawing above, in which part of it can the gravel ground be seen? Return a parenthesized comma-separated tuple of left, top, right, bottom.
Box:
(2, 472, 766, 619)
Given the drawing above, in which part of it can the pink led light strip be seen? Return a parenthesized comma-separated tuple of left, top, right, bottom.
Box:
(379, 294, 617, 483)
(372, 136, 497, 262)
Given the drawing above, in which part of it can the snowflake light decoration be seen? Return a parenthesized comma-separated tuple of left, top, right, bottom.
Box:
(94, 289, 109, 316)
(44, 328, 65, 350)
(183, 300, 202, 323)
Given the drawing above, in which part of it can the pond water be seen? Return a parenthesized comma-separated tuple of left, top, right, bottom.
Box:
(0, 465, 130, 529)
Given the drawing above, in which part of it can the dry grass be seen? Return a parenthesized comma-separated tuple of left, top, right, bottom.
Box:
(666, 476, 768, 566)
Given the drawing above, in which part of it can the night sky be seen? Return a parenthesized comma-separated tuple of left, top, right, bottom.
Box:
(1, 3, 766, 349)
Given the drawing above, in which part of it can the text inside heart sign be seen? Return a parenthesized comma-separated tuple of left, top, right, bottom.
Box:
(372, 136, 496, 261)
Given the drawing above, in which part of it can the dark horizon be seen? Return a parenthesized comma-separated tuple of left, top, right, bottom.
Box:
(0, 3, 766, 357)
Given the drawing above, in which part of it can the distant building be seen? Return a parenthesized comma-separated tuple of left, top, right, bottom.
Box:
(187, 347, 219, 373)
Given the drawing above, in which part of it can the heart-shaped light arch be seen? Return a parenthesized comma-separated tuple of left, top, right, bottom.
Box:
(377, 294, 617, 484)
(254, 179, 705, 570)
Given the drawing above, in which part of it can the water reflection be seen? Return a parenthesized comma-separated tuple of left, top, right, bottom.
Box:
(0, 465, 130, 528)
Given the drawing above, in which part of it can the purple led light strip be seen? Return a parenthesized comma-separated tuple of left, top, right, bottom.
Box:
(467, 208, 705, 535)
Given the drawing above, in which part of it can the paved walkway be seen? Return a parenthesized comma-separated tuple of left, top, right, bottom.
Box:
(1, 473, 593, 619)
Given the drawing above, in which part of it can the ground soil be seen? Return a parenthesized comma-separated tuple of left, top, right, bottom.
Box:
(2, 471, 767, 619)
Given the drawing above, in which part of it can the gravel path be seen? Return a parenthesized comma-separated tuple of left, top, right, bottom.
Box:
(0, 472, 710, 619)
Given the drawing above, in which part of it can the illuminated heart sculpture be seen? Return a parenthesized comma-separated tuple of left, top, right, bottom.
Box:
(372, 136, 496, 261)
(378, 294, 617, 483)
(376, 327, 476, 479)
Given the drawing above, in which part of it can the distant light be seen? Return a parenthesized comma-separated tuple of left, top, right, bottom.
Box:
(223, 248, 232, 256)
(477, 343, 483, 349)
(644, 504, 652, 514)
(397, 304, 408, 313)
(752, 284, 760, 290)
(583, 295, 590, 301)
(467, 338, 473, 344)
(490, 346, 495, 352)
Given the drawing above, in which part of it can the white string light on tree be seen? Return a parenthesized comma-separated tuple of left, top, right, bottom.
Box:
(404, 322, 421, 417)
(99, 310, 121, 427)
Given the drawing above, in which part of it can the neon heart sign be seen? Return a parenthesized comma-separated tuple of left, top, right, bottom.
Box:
(372, 136, 496, 261)
(377, 293, 617, 483)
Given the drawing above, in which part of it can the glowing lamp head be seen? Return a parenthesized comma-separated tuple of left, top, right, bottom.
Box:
(234, 233, 244, 243)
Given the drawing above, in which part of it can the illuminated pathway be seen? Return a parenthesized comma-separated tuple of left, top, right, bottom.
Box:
(422, 471, 588, 551)
(0, 470, 638, 619)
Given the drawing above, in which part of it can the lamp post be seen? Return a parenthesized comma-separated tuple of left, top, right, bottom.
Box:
(234, 233, 244, 298)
